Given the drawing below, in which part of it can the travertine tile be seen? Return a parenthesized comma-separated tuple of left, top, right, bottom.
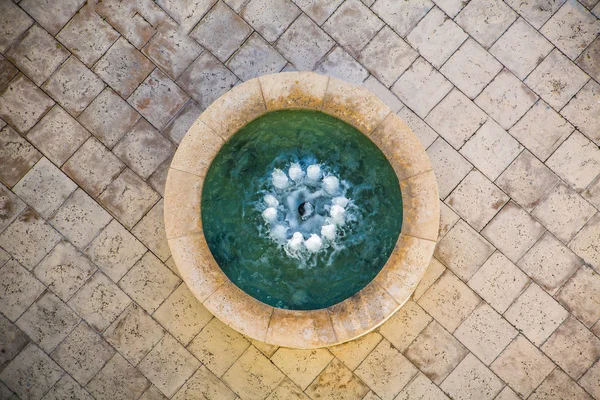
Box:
(6, 25, 70, 86)
(557, 265, 600, 328)
(532, 182, 596, 243)
(44, 374, 94, 400)
(42, 56, 105, 117)
(241, 0, 300, 43)
(292, 0, 343, 25)
(359, 27, 417, 87)
(580, 360, 600, 400)
(266, 378, 310, 400)
(162, 100, 203, 144)
(529, 368, 593, 400)
(547, 131, 600, 192)
(455, 0, 517, 48)
(223, 346, 285, 400)
(314, 46, 368, 84)
(468, 251, 530, 313)
(475, 69, 538, 130)
(434, 219, 495, 281)
(0, 208, 61, 271)
(252, 339, 279, 359)
(93, 37, 155, 99)
(323, 0, 383, 56)
(86, 353, 150, 400)
(407, 7, 467, 68)
(142, 25, 202, 80)
(0, 313, 29, 371)
(525, 49, 589, 110)
(34, 241, 95, 302)
(378, 301, 430, 352)
(271, 348, 333, 390)
(188, 317, 250, 377)
(518, 232, 583, 295)
(139, 385, 168, 400)
(398, 107, 438, 149)
(583, 174, 600, 210)
(371, 0, 434, 37)
(147, 156, 171, 197)
(173, 365, 236, 400)
(504, 283, 569, 346)
(0, 343, 64, 400)
(67, 272, 131, 332)
(570, 213, 600, 273)
(0, 1, 32, 53)
(504, 0, 564, 29)
(361, 76, 404, 113)
(440, 353, 504, 400)
(561, 80, 600, 146)
(155, 0, 215, 33)
(541, 0, 600, 60)
(305, 358, 369, 400)
(441, 40, 503, 100)
(418, 270, 481, 332)
(0, 55, 18, 92)
(26, 106, 89, 166)
(541, 316, 600, 380)
(0, 258, 45, 322)
(577, 36, 600, 82)
(355, 339, 418, 400)
(132, 200, 169, 261)
(329, 331, 383, 371)
(395, 372, 448, 400)
(275, 15, 334, 71)
(391, 58, 453, 118)
(0, 74, 54, 134)
(103, 303, 164, 366)
(77, 88, 140, 149)
(228, 31, 288, 79)
(0, 126, 42, 188)
(19, 0, 84, 36)
(413, 257, 446, 300)
(489, 18, 553, 80)
(494, 386, 521, 400)
(491, 335, 554, 398)
(51, 321, 115, 386)
(405, 321, 468, 384)
(431, 0, 466, 17)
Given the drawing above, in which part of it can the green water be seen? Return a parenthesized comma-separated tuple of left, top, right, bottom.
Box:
(202, 110, 403, 310)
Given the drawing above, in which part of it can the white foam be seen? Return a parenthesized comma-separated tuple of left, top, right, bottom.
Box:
(321, 224, 336, 240)
(288, 163, 305, 181)
(262, 207, 278, 222)
(288, 232, 304, 251)
(307, 164, 321, 180)
(305, 234, 323, 252)
(330, 204, 345, 225)
(332, 196, 349, 208)
(272, 169, 289, 189)
(264, 194, 279, 207)
(270, 225, 288, 243)
(323, 176, 340, 194)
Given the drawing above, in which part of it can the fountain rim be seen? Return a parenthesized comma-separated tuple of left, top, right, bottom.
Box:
(164, 71, 440, 349)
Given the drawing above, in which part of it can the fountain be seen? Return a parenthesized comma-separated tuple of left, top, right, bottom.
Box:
(164, 72, 439, 349)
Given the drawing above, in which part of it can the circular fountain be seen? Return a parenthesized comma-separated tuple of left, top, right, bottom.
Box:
(164, 72, 439, 348)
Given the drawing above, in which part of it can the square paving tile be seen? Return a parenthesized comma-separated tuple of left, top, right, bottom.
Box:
(406, 7, 467, 68)
(43, 374, 94, 400)
(34, 241, 96, 302)
(314, 46, 368, 84)
(0, 1, 33, 53)
(580, 360, 600, 399)
(172, 365, 236, 400)
(398, 107, 438, 149)
(371, 0, 433, 37)
(0, 259, 45, 322)
(561, 80, 600, 146)
(155, 0, 216, 33)
(19, 0, 85, 36)
(440, 353, 504, 400)
(227, 32, 287, 81)
(329, 331, 383, 370)
(378, 301, 430, 352)
(576, 36, 600, 81)
(0, 182, 26, 236)
(413, 257, 446, 300)
(131, 200, 170, 261)
(0, 126, 42, 188)
(241, 0, 300, 43)
(361, 76, 403, 112)
(547, 131, 600, 192)
(266, 378, 311, 400)
(557, 265, 600, 328)
(518, 232, 583, 295)
(440, 38, 503, 99)
(271, 348, 333, 390)
(395, 372, 447, 400)
(51, 321, 115, 386)
(570, 213, 600, 273)
(86, 353, 150, 400)
(529, 368, 593, 400)
(305, 358, 369, 400)
(26, 106, 89, 166)
(0, 309, 29, 371)
(0, 74, 54, 134)
(13, 157, 77, 219)
(504, 0, 564, 29)
(0, 55, 18, 92)
(455, 0, 517, 48)
(162, 101, 203, 144)
(292, 0, 344, 25)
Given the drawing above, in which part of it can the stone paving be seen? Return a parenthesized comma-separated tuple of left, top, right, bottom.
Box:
(0, 0, 599, 399)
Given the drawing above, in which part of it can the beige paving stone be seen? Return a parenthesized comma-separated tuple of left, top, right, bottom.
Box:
(13, 158, 77, 219)
(441, 353, 504, 400)
(51, 321, 115, 386)
(172, 365, 236, 400)
(361, 76, 403, 113)
(491, 335, 554, 398)
(103, 303, 165, 366)
(561, 80, 600, 146)
(241, 0, 300, 43)
(0, 1, 32, 53)
(0, 126, 41, 188)
(42, 56, 106, 118)
(26, 106, 89, 167)
(434, 219, 495, 281)
(468, 251, 530, 313)
(187, 317, 250, 377)
(532, 182, 596, 243)
(271, 348, 333, 390)
(0, 343, 64, 400)
(0, 259, 45, 322)
(455, 0, 517, 48)
(584, 174, 600, 210)
(504, 0, 565, 29)
(0, 55, 18, 96)
(44, 374, 94, 400)
(395, 372, 448, 399)
(505, 283, 568, 346)
(324, 0, 383, 56)
(355, 339, 418, 400)
(275, 15, 334, 71)
(252, 339, 279, 359)
(139, 385, 168, 400)
(147, 156, 171, 197)
(228, 33, 287, 81)
(84, 219, 147, 282)
(155, 0, 215, 33)
(86, 353, 150, 400)
(378, 301, 430, 352)
(77, 88, 140, 149)
(20, 0, 84, 36)
(577, 36, 600, 82)
(132, 200, 169, 261)
(398, 107, 438, 149)
(525, 49, 589, 111)
(98, 168, 160, 229)
(329, 331, 383, 371)
(530, 368, 592, 400)
(518, 232, 583, 295)
(405, 321, 468, 384)
(542, 316, 600, 380)
(67, 272, 131, 332)
(440, 38, 503, 99)
(153, 283, 213, 346)
(494, 386, 521, 400)
(489, 18, 553, 80)
(162, 101, 203, 145)
(426, 138, 473, 199)
(547, 131, 600, 191)
(579, 360, 600, 400)
(0, 313, 29, 371)
(482, 201, 545, 262)
(93, 37, 155, 99)
(0, 74, 54, 134)
(557, 265, 600, 327)
(446, 170, 509, 231)
(425, 88, 487, 150)
(305, 358, 369, 400)
(371, 0, 433, 37)
(359, 27, 418, 87)
(496, 150, 560, 212)
(413, 257, 446, 300)
(56, 4, 120, 67)
(6, 25, 70, 86)
(0, 208, 61, 271)
(223, 346, 285, 400)
(391, 58, 453, 118)
(314, 46, 368, 84)
(292, 0, 343, 25)
(431, 0, 466, 17)
(475, 69, 538, 130)
(266, 378, 310, 400)
(541, 0, 600, 60)
(454, 303, 517, 365)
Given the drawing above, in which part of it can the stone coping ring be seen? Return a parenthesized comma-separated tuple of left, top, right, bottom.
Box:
(164, 72, 440, 349)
